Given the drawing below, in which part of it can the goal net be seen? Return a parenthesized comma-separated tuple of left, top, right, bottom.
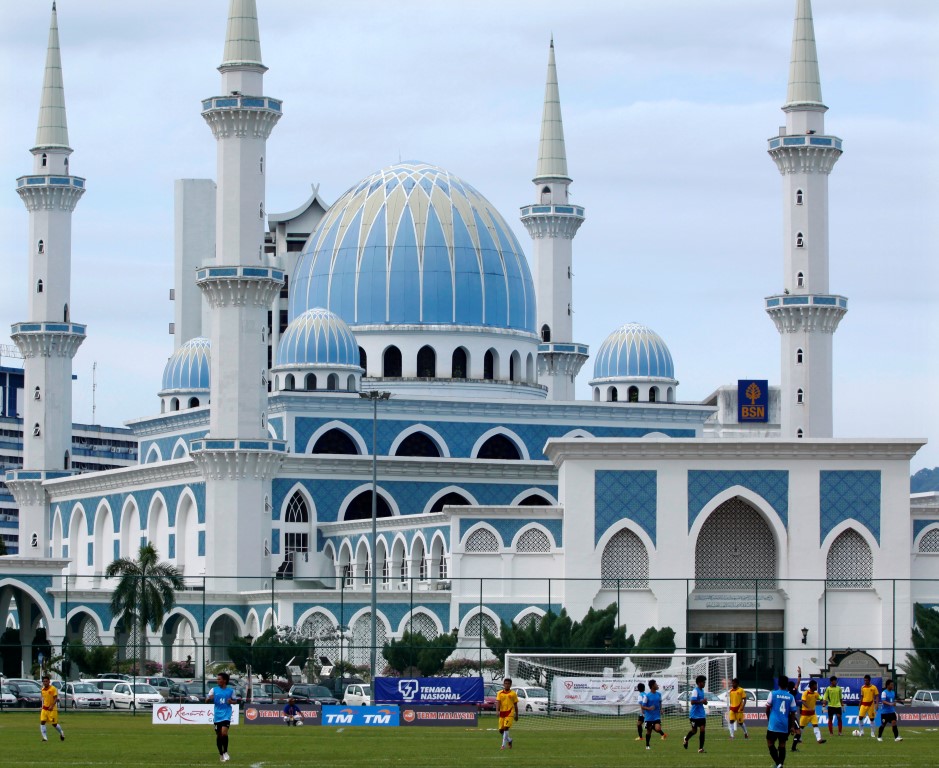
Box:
(503, 652, 735, 733)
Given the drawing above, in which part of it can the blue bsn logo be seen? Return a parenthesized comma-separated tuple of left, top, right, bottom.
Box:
(398, 680, 419, 702)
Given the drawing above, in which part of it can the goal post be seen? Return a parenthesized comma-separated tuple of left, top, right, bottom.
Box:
(502, 652, 736, 732)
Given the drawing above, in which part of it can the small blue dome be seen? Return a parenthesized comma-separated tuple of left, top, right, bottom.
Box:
(592, 323, 675, 380)
(161, 337, 210, 391)
(289, 162, 536, 333)
(275, 308, 360, 367)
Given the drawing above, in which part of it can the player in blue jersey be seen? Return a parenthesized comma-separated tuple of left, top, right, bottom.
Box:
(766, 675, 797, 768)
(876, 679, 902, 743)
(682, 674, 708, 753)
(207, 672, 240, 763)
(635, 682, 646, 740)
(641, 679, 667, 749)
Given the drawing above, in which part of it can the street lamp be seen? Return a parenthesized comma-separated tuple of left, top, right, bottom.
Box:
(359, 390, 391, 682)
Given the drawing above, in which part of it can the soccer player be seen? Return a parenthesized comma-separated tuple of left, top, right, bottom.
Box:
(39, 675, 65, 743)
(766, 675, 797, 768)
(858, 674, 879, 738)
(876, 679, 902, 743)
(726, 678, 748, 740)
(787, 680, 803, 751)
(822, 675, 843, 735)
(683, 674, 708, 753)
(635, 682, 646, 740)
(282, 697, 303, 726)
(641, 679, 667, 749)
(496, 677, 519, 751)
(798, 679, 827, 745)
(207, 671, 239, 762)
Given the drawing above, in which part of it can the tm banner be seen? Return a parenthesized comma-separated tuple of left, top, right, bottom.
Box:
(374, 676, 483, 705)
(551, 677, 679, 713)
(321, 705, 399, 727)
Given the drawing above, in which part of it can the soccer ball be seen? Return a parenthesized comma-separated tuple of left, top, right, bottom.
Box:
(852, 730, 861, 737)
(296, 721, 304, 727)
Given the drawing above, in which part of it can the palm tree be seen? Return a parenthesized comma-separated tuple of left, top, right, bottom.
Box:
(105, 542, 184, 662)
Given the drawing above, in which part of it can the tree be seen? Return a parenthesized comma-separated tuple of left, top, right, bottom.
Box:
(61, 639, 118, 678)
(104, 542, 184, 658)
(227, 627, 309, 681)
(900, 603, 939, 689)
(632, 626, 677, 672)
(383, 630, 458, 676)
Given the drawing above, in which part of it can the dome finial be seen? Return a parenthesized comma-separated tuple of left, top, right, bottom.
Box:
(221, 0, 265, 70)
(34, 1, 70, 150)
(785, 0, 824, 108)
(535, 36, 569, 181)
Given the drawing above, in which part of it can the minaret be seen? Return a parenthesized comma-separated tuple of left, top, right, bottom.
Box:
(7, 3, 86, 556)
(190, 0, 286, 588)
(765, 0, 847, 438)
(521, 39, 587, 401)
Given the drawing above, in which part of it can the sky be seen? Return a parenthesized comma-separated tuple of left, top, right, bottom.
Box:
(0, 0, 936, 470)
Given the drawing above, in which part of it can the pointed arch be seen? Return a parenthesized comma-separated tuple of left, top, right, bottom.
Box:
(460, 607, 499, 639)
(144, 444, 163, 464)
(93, 500, 113, 575)
(389, 424, 450, 458)
(513, 524, 553, 553)
(472, 427, 528, 460)
(119, 497, 143, 558)
(147, 493, 170, 558)
(175, 488, 200, 577)
(424, 485, 478, 515)
(599, 524, 650, 588)
(825, 527, 873, 589)
(398, 608, 443, 638)
(303, 420, 367, 455)
(171, 438, 189, 460)
(461, 523, 501, 552)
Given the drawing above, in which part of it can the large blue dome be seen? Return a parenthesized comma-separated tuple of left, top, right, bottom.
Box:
(276, 308, 360, 368)
(290, 162, 536, 333)
(592, 323, 675, 380)
(161, 337, 210, 391)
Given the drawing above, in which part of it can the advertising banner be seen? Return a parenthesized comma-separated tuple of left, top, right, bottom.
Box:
(374, 677, 483, 705)
(801, 677, 882, 706)
(551, 676, 679, 711)
(242, 704, 322, 726)
(152, 703, 240, 725)
(726, 704, 930, 729)
(738, 379, 769, 422)
(321, 705, 400, 726)
(399, 705, 479, 727)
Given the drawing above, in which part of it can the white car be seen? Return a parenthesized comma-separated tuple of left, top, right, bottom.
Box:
(513, 686, 549, 713)
(107, 682, 164, 710)
(717, 687, 772, 707)
(911, 690, 939, 706)
(59, 681, 107, 709)
(342, 683, 372, 706)
(676, 690, 728, 714)
(0, 684, 17, 707)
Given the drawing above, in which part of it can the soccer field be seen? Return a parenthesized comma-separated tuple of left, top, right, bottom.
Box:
(0, 712, 934, 767)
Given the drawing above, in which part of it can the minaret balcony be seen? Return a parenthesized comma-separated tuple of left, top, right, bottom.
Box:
(202, 95, 282, 140)
(765, 294, 848, 333)
(16, 174, 86, 189)
(520, 204, 585, 239)
(11, 322, 86, 358)
(767, 134, 843, 175)
(196, 265, 285, 308)
(16, 174, 86, 212)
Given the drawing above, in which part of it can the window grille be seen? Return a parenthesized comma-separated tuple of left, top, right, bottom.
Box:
(351, 612, 387, 667)
(464, 528, 499, 553)
(408, 612, 438, 639)
(601, 528, 649, 589)
(284, 492, 309, 523)
(81, 619, 101, 646)
(516, 613, 542, 631)
(919, 529, 939, 553)
(826, 529, 873, 589)
(465, 613, 498, 638)
(695, 498, 777, 589)
(437, 556, 448, 579)
(516, 527, 551, 553)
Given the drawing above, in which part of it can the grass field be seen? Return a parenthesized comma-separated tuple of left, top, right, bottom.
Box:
(0, 711, 934, 768)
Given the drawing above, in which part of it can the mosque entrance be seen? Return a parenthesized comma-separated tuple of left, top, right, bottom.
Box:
(687, 610, 784, 689)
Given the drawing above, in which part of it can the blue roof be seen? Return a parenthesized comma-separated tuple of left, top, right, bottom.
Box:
(161, 337, 210, 391)
(276, 308, 361, 368)
(592, 323, 675, 380)
(290, 162, 536, 333)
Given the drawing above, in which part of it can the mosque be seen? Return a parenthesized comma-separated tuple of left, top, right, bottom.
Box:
(0, 0, 935, 686)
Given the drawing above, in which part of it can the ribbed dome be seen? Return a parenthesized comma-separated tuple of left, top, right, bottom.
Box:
(290, 162, 536, 333)
(161, 337, 210, 391)
(276, 308, 360, 368)
(592, 323, 675, 380)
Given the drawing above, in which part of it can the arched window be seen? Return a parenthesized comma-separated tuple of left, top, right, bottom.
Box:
(259, 156, 264, 174)
(305, 373, 317, 390)
(37, 279, 43, 293)
(509, 354, 517, 382)
(327, 373, 338, 391)
(609, 387, 618, 402)
(541, 324, 551, 343)
(695, 497, 776, 589)
(628, 386, 639, 402)
(540, 185, 551, 204)
(285, 374, 295, 391)
(795, 189, 804, 205)
(312, 428, 359, 455)
(518, 494, 551, 506)
(601, 528, 649, 588)
(383, 346, 402, 377)
(826, 529, 873, 588)
(797, 428, 804, 438)
(464, 528, 499, 553)
(429, 492, 470, 514)
(649, 387, 658, 403)
(344, 491, 392, 521)
(259, 202, 265, 219)
(31, 532, 39, 548)
(796, 348, 804, 364)
(33, 423, 41, 437)
(797, 388, 804, 404)
(451, 348, 467, 378)
(358, 347, 367, 373)
(284, 492, 310, 523)
(41, 153, 47, 167)
(483, 349, 495, 380)
(395, 432, 441, 458)
(796, 232, 804, 248)
(38, 240, 44, 254)
(797, 272, 805, 288)
(593, 388, 600, 401)
(64, 451, 70, 470)
(63, 303, 69, 321)
(170, 397, 180, 411)
(466, 612, 498, 638)
(477, 434, 521, 460)
(188, 397, 200, 408)
(918, 529, 939, 553)
(417, 345, 436, 377)
(346, 374, 356, 391)
(34, 386, 41, 400)
(516, 527, 551, 553)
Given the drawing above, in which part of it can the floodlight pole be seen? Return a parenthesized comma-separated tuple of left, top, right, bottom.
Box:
(360, 390, 390, 683)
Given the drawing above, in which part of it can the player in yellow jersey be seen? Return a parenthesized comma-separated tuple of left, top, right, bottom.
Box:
(39, 675, 65, 743)
(726, 678, 749, 740)
(857, 675, 879, 738)
(496, 677, 519, 751)
(798, 679, 827, 745)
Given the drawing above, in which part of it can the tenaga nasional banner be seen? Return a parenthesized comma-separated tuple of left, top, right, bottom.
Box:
(374, 676, 484, 705)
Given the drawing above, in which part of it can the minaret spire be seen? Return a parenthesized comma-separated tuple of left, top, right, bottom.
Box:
(785, 0, 824, 108)
(221, 0, 265, 70)
(536, 36, 569, 181)
(35, 2, 70, 150)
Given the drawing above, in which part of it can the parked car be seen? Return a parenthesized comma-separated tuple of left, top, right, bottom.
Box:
(342, 683, 372, 706)
(1, 684, 18, 707)
(164, 682, 204, 703)
(5, 680, 43, 708)
(108, 682, 164, 710)
(240, 682, 289, 703)
(92, 678, 133, 706)
(58, 681, 107, 709)
(911, 690, 939, 706)
(513, 686, 549, 713)
(288, 684, 339, 705)
(717, 687, 772, 707)
(141, 676, 174, 698)
(95, 673, 132, 681)
(479, 682, 498, 712)
(676, 690, 728, 714)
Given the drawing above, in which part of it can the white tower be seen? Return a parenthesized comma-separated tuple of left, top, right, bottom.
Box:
(7, 3, 86, 556)
(520, 39, 587, 401)
(765, 0, 847, 438)
(190, 0, 286, 588)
